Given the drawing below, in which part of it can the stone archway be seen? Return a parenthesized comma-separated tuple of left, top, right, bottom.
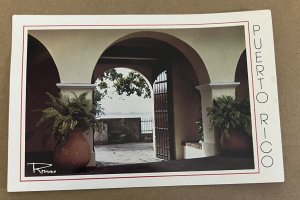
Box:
(24, 27, 248, 168)
(25, 35, 61, 153)
(92, 35, 209, 160)
(92, 67, 158, 165)
(107, 31, 211, 86)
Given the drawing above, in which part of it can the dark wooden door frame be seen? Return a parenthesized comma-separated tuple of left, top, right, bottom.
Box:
(166, 65, 175, 160)
(153, 65, 175, 160)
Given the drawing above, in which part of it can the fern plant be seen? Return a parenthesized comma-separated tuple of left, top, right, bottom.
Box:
(36, 92, 96, 145)
(207, 96, 252, 138)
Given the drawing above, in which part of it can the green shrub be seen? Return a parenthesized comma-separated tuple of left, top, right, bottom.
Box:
(207, 96, 251, 138)
(36, 92, 96, 145)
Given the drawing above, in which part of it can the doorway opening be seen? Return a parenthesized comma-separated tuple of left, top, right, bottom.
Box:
(93, 67, 163, 166)
(92, 34, 208, 164)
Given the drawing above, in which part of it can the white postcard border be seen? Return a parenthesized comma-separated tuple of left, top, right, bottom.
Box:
(8, 10, 284, 192)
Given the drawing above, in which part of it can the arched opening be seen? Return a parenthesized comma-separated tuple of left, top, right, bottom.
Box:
(22, 28, 255, 175)
(92, 34, 207, 161)
(109, 31, 210, 85)
(25, 35, 61, 153)
(93, 67, 159, 165)
(235, 50, 249, 101)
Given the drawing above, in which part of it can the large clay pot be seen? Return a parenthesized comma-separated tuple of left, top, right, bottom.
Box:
(220, 128, 253, 156)
(53, 129, 91, 171)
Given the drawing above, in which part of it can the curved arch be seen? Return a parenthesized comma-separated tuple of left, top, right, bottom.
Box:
(92, 31, 210, 85)
(234, 49, 249, 101)
(119, 67, 154, 94)
(93, 67, 155, 145)
(92, 61, 153, 86)
(93, 66, 154, 97)
(92, 33, 205, 160)
(25, 35, 61, 152)
(27, 33, 61, 81)
(26, 34, 61, 91)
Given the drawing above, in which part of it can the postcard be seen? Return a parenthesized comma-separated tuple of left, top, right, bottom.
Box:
(7, 10, 284, 192)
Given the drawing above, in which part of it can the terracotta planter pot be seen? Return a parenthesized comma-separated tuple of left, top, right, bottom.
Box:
(220, 128, 253, 156)
(53, 129, 91, 171)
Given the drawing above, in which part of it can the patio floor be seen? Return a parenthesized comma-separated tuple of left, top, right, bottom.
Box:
(25, 144, 255, 176)
(95, 142, 163, 166)
(84, 155, 255, 175)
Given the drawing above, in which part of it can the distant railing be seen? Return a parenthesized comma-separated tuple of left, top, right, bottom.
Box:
(141, 118, 153, 134)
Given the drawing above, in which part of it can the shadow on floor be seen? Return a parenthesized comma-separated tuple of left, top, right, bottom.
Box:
(83, 155, 254, 174)
(25, 151, 254, 176)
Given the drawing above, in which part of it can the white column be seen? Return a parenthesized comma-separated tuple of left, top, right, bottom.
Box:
(196, 82, 239, 157)
(57, 83, 96, 166)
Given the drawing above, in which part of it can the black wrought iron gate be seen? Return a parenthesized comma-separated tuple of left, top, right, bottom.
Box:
(153, 69, 174, 160)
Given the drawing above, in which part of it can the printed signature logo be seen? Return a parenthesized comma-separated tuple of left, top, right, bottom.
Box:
(27, 163, 57, 174)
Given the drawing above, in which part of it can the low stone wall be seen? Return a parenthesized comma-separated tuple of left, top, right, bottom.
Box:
(139, 133, 153, 143)
(94, 122, 108, 145)
(96, 118, 141, 144)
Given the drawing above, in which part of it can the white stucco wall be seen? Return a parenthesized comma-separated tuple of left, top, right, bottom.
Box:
(171, 54, 202, 160)
(29, 26, 245, 85)
(28, 26, 246, 160)
(197, 83, 240, 157)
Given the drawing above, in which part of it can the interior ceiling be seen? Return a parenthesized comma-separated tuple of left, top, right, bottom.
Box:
(98, 37, 176, 64)
(112, 37, 171, 48)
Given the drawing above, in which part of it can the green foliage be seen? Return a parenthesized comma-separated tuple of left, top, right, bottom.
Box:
(196, 119, 204, 141)
(36, 92, 96, 145)
(207, 96, 252, 137)
(95, 68, 151, 101)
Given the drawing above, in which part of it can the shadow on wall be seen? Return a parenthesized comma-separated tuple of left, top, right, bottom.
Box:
(235, 50, 249, 101)
(25, 35, 61, 153)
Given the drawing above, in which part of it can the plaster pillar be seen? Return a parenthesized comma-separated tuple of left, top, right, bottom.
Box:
(56, 83, 97, 166)
(196, 82, 240, 157)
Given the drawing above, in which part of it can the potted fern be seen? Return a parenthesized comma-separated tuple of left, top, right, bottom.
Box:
(37, 92, 96, 170)
(207, 96, 252, 155)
